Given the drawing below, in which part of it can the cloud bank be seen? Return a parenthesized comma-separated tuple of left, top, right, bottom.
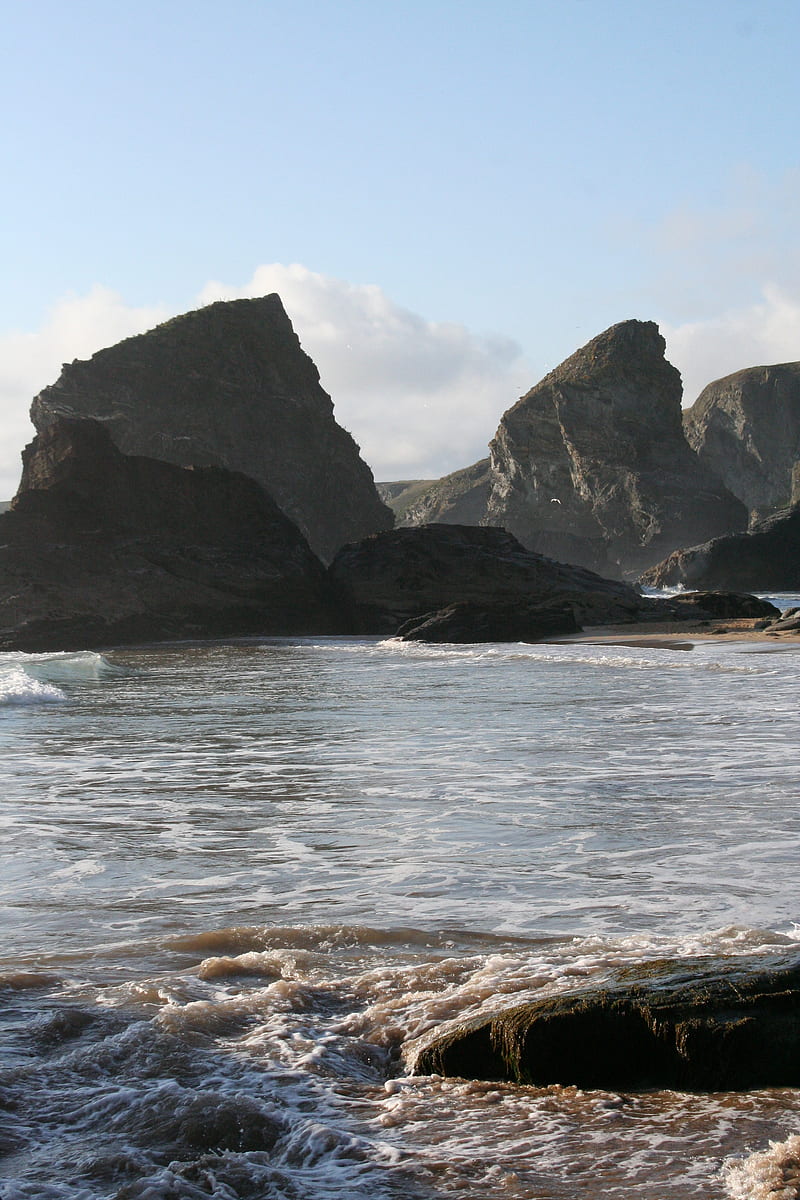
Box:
(662, 284, 800, 404)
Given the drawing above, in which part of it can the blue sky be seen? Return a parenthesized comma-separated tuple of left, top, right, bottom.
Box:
(1, 0, 798, 494)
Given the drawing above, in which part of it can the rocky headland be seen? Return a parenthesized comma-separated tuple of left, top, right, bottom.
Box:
(388, 321, 747, 578)
(412, 952, 800, 1091)
(30, 295, 393, 562)
(0, 417, 339, 650)
(684, 362, 800, 519)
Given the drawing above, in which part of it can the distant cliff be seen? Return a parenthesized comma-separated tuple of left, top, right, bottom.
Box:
(683, 362, 800, 519)
(387, 459, 492, 527)
(30, 295, 393, 561)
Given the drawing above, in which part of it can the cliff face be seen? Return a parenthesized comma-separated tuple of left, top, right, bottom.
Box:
(683, 362, 800, 518)
(484, 320, 747, 578)
(30, 295, 393, 561)
(0, 417, 337, 649)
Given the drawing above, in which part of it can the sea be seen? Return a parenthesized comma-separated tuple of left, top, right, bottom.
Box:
(1, 592, 800, 1200)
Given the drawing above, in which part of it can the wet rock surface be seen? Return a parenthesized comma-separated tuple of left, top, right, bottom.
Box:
(30, 294, 392, 561)
(396, 599, 580, 643)
(412, 954, 800, 1091)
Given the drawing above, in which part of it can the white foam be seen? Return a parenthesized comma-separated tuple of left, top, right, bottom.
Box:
(0, 664, 66, 706)
(722, 1133, 800, 1198)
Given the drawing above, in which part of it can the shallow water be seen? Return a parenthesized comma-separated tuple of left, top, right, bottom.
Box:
(1, 613, 800, 1198)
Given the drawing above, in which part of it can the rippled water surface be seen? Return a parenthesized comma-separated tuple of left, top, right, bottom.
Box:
(1, 623, 799, 1198)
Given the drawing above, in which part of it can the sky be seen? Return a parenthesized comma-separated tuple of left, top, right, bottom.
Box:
(1, 0, 798, 496)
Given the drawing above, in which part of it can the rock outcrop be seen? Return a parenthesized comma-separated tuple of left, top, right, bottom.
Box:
(411, 953, 800, 1091)
(328, 524, 646, 634)
(640, 505, 800, 592)
(683, 362, 800, 518)
(30, 295, 393, 561)
(396, 599, 580, 643)
(483, 320, 747, 577)
(0, 417, 338, 650)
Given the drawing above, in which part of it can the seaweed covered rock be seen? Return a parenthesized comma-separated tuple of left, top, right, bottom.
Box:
(412, 954, 800, 1091)
(30, 294, 393, 561)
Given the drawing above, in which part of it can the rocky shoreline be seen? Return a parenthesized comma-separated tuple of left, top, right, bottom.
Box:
(411, 952, 800, 1091)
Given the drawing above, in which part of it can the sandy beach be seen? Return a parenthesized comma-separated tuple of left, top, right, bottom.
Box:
(563, 618, 800, 650)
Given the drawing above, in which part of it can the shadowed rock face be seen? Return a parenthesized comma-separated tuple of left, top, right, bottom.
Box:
(0, 417, 337, 650)
(684, 363, 800, 518)
(484, 320, 747, 578)
(640, 505, 800, 592)
(328, 524, 643, 634)
(412, 954, 800, 1091)
(29, 294, 393, 562)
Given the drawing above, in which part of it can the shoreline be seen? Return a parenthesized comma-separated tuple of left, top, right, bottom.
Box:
(559, 618, 800, 651)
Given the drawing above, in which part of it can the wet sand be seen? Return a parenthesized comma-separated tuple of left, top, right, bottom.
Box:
(559, 618, 800, 651)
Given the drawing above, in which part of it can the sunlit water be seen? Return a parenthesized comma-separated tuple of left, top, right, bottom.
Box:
(1, 601, 799, 1198)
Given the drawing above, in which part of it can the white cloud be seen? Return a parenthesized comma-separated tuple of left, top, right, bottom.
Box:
(662, 283, 800, 405)
(0, 287, 167, 498)
(198, 264, 527, 480)
(0, 267, 526, 499)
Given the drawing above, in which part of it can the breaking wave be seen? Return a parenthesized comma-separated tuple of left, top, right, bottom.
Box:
(0, 650, 131, 706)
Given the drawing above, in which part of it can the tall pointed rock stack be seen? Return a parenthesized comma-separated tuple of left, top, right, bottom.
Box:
(30, 295, 393, 561)
(484, 320, 747, 577)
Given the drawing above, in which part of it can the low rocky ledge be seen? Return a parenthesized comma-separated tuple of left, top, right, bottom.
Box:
(411, 953, 800, 1091)
(397, 599, 580, 643)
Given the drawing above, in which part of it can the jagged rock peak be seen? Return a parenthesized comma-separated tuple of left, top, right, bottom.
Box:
(683, 361, 800, 518)
(483, 318, 746, 578)
(30, 294, 393, 561)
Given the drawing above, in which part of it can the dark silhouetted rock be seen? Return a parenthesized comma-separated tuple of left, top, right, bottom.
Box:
(483, 320, 747, 577)
(412, 953, 800, 1091)
(396, 599, 580, 643)
(0, 418, 338, 650)
(684, 362, 800, 518)
(30, 295, 392, 561)
(640, 506, 800, 592)
(328, 524, 644, 634)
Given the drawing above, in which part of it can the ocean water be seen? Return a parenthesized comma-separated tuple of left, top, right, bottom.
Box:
(1, 600, 800, 1199)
